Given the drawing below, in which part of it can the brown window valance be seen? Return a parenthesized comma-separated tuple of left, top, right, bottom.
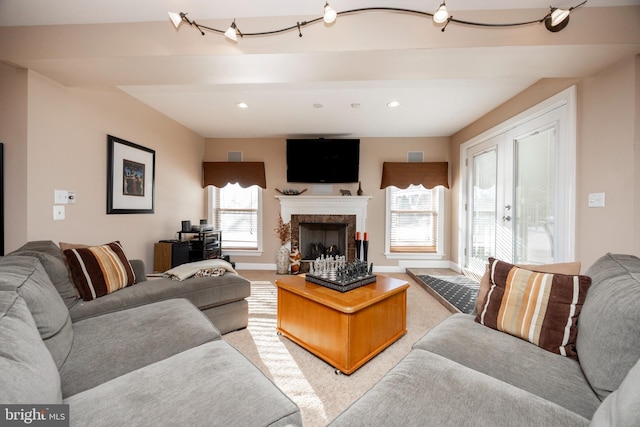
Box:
(380, 162, 449, 189)
(202, 162, 267, 189)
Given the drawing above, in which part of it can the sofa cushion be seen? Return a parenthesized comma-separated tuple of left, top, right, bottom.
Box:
(63, 241, 136, 301)
(329, 349, 589, 427)
(0, 256, 73, 369)
(60, 298, 220, 397)
(68, 271, 250, 322)
(0, 291, 62, 403)
(8, 240, 79, 308)
(476, 258, 591, 360)
(415, 313, 601, 419)
(475, 261, 581, 315)
(64, 340, 302, 427)
(590, 357, 640, 427)
(577, 253, 640, 401)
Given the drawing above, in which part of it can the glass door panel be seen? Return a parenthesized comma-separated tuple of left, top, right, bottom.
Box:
(513, 126, 556, 264)
(468, 147, 497, 275)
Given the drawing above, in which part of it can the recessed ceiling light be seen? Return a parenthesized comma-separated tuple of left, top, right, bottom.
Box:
(387, 101, 400, 108)
(313, 103, 324, 109)
(236, 102, 249, 109)
(351, 103, 361, 108)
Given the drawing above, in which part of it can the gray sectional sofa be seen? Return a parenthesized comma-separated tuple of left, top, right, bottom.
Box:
(9, 240, 251, 334)
(331, 253, 640, 426)
(0, 241, 302, 426)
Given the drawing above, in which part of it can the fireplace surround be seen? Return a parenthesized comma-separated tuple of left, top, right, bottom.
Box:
(277, 195, 371, 269)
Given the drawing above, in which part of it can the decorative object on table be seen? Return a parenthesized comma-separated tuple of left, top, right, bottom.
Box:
(274, 213, 291, 274)
(289, 244, 301, 274)
(357, 181, 363, 196)
(362, 232, 369, 262)
(305, 257, 376, 292)
(107, 134, 155, 214)
(275, 188, 307, 196)
(355, 232, 362, 260)
(339, 189, 352, 196)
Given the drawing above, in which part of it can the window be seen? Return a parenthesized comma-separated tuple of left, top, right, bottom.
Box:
(208, 183, 262, 254)
(386, 184, 443, 256)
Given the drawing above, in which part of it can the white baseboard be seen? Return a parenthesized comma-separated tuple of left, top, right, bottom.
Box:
(235, 261, 463, 273)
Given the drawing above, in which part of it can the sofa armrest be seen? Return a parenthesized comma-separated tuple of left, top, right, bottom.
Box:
(129, 259, 147, 282)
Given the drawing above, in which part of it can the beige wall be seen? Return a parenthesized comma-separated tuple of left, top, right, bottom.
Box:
(205, 137, 450, 270)
(451, 55, 640, 271)
(0, 63, 28, 254)
(0, 65, 206, 270)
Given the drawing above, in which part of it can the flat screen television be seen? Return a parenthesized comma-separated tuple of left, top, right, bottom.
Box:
(286, 138, 360, 183)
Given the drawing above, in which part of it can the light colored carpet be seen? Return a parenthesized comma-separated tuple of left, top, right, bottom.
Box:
(223, 273, 451, 426)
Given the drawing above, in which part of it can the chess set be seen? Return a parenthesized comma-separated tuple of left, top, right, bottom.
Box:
(305, 256, 376, 293)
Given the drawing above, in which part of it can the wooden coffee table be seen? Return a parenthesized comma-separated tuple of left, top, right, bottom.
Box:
(275, 274, 409, 374)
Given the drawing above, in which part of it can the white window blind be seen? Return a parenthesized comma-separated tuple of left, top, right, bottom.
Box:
(210, 183, 260, 250)
(388, 184, 438, 253)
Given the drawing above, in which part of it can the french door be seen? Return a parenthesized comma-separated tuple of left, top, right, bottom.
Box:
(463, 92, 576, 277)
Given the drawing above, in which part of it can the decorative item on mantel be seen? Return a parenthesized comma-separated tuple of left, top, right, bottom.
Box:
(276, 188, 307, 196)
(357, 181, 363, 196)
(274, 213, 291, 274)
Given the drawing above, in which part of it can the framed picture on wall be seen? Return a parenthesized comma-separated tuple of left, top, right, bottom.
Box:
(106, 135, 155, 214)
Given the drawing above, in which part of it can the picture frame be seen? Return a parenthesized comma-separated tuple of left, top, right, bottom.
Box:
(107, 135, 155, 214)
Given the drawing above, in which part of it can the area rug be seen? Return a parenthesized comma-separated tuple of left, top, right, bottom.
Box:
(415, 275, 480, 314)
(222, 276, 451, 427)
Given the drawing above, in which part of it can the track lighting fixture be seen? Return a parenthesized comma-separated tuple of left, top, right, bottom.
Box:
(323, 2, 337, 24)
(224, 19, 242, 42)
(544, 4, 577, 32)
(433, 2, 449, 24)
(169, 1, 588, 41)
(168, 11, 184, 29)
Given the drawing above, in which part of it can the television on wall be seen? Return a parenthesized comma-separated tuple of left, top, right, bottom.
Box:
(286, 138, 360, 183)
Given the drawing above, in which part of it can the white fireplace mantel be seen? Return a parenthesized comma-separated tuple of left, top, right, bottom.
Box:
(276, 195, 371, 233)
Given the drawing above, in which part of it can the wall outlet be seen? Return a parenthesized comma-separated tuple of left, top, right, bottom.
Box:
(53, 205, 65, 220)
(588, 192, 605, 208)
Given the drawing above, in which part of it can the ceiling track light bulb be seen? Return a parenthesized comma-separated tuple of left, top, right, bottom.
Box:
(433, 2, 449, 24)
(324, 2, 337, 24)
(550, 8, 570, 26)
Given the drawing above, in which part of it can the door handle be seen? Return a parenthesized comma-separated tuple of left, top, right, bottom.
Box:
(502, 215, 511, 222)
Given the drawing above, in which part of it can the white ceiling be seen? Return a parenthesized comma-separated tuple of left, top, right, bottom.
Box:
(1, 0, 639, 138)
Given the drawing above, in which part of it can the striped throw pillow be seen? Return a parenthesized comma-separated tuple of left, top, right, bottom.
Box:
(476, 258, 591, 360)
(63, 241, 136, 301)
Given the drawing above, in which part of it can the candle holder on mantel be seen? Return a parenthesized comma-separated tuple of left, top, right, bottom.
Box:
(355, 240, 362, 261)
(362, 240, 369, 262)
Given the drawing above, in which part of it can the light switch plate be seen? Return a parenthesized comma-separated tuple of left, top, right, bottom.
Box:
(588, 192, 605, 208)
(54, 190, 68, 204)
(53, 205, 65, 220)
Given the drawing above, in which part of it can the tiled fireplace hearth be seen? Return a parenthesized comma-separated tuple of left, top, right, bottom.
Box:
(277, 195, 371, 265)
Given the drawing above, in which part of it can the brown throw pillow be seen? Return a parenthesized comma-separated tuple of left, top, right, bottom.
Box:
(475, 258, 591, 360)
(63, 241, 136, 301)
(475, 260, 581, 315)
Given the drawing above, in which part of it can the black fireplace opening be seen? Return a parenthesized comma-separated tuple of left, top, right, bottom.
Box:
(299, 223, 348, 261)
